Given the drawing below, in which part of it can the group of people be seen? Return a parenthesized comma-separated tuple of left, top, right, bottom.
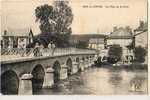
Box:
(33, 42, 56, 57)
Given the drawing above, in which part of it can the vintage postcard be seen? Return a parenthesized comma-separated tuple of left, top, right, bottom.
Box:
(0, 0, 148, 96)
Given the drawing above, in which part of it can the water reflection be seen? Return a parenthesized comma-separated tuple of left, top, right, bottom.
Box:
(129, 75, 147, 92)
(108, 69, 123, 86)
(34, 67, 148, 95)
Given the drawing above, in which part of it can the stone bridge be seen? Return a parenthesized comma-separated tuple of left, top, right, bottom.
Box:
(0, 48, 97, 95)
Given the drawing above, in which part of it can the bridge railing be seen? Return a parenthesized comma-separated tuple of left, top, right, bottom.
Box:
(1, 48, 34, 56)
(1, 47, 96, 58)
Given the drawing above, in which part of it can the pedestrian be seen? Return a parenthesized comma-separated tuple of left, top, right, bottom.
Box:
(39, 44, 44, 56)
(52, 43, 56, 55)
(48, 42, 52, 49)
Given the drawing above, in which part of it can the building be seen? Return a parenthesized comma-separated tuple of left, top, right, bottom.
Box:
(134, 31, 148, 48)
(133, 21, 148, 64)
(70, 34, 107, 50)
(106, 27, 134, 63)
(134, 21, 148, 48)
(89, 38, 106, 50)
(1, 28, 33, 49)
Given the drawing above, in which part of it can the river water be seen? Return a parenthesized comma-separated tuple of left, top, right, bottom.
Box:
(34, 67, 148, 95)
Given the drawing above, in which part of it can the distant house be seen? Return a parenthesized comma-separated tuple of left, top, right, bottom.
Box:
(89, 38, 106, 50)
(134, 21, 148, 48)
(106, 27, 134, 63)
(1, 28, 33, 49)
(133, 21, 148, 64)
(70, 34, 107, 50)
(134, 31, 148, 48)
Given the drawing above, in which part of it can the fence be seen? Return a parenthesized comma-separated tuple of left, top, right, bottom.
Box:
(1, 47, 96, 58)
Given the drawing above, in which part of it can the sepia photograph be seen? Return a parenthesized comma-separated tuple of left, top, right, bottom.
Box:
(0, 0, 148, 95)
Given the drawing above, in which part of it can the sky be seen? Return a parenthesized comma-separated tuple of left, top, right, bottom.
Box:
(1, 0, 147, 35)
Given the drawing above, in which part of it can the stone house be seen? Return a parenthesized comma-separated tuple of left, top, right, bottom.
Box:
(1, 28, 33, 49)
(106, 27, 134, 63)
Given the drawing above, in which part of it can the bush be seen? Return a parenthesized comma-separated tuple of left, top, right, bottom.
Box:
(108, 44, 122, 64)
(133, 46, 147, 63)
(75, 41, 89, 49)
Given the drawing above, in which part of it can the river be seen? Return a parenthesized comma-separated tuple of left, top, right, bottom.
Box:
(34, 67, 148, 95)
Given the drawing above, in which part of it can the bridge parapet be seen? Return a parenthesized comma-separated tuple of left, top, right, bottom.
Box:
(1, 47, 97, 95)
(1, 47, 96, 62)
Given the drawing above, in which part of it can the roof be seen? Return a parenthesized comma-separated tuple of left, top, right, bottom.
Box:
(108, 27, 133, 39)
(134, 21, 148, 32)
(134, 30, 148, 37)
(2, 28, 33, 37)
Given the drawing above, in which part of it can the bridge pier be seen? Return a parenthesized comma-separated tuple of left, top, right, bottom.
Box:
(89, 58, 93, 67)
(84, 59, 89, 69)
(43, 67, 54, 88)
(89, 58, 94, 66)
(80, 60, 84, 71)
(18, 74, 33, 95)
(72, 61, 78, 74)
(60, 64, 68, 80)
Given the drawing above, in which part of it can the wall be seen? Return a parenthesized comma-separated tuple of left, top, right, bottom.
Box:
(135, 31, 148, 48)
(107, 38, 132, 47)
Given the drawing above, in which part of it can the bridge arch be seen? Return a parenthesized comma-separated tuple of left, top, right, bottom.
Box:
(31, 64, 45, 93)
(66, 58, 73, 76)
(53, 60, 61, 83)
(1, 70, 19, 95)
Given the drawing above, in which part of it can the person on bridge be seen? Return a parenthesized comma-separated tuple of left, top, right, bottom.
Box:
(51, 43, 56, 55)
(48, 42, 56, 56)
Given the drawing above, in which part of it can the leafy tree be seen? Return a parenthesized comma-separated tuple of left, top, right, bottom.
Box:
(125, 26, 132, 34)
(35, 4, 54, 34)
(139, 21, 145, 29)
(133, 46, 147, 63)
(135, 20, 148, 32)
(34, 1, 73, 47)
(108, 44, 122, 64)
(52, 1, 73, 47)
(76, 41, 89, 49)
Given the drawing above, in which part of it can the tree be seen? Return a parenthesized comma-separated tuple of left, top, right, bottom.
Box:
(52, 1, 73, 47)
(135, 20, 148, 32)
(35, 4, 54, 34)
(108, 44, 122, 64)
(76, 41, 89, 49)
(133, 46, 147, 63)
(34, 1, 73, 47)
(34, 4, 55, 47)
(125, 26, 132, 35)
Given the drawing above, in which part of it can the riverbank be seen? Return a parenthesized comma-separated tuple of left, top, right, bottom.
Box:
(96, 63, 148, 71)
